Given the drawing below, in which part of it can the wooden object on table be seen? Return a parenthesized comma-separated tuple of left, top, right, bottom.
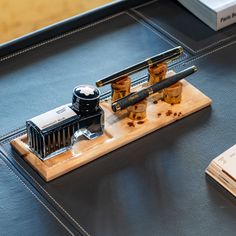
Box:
(111, 76, 131, 102)
(11, 79, 212, 182)
(163, 81, 183, 104)
(127, 99, 147, 120)
(148, 63, 167, 85)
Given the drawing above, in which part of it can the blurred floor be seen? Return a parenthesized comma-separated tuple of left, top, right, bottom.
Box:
(0, 0, 111, 44)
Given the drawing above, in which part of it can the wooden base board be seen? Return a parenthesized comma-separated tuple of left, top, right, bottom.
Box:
(11, 80, 212, 181)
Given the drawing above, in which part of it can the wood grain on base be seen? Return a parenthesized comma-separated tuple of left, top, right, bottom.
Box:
(11, 80, 212, 181)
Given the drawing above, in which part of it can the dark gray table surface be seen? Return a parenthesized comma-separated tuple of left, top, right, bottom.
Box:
(1, 0, 236, 235)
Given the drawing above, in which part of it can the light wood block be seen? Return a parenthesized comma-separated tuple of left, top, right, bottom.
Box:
(11, 79, 212, 181)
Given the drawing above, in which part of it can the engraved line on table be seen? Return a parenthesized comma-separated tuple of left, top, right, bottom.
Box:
(0, 156, 76, 236)
(131, 0, 236, 54)
(172, 39, 236, 69)
(0, 125, 26, 143)
(127, 11, 188, 61)
(0, 11, 124, 62)
(0, 143, 91, 236)
(126, 11, 189, 66)
(132, 0, 158, 10)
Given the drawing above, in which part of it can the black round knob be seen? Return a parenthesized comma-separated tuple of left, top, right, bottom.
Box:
(72, 85, 100, 115)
